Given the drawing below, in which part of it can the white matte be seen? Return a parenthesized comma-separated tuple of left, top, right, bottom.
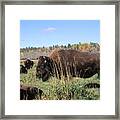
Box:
(5, 5, 115, 115)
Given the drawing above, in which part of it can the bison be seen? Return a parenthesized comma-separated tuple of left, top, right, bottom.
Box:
(84, 83, 100, 88)
(20, 65, 27, 74)
(20, 85, 43, 100)
(24, 58, 34, 69)
(36, 49, 100, 81)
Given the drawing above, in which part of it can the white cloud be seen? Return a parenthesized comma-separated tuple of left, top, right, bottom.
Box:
(44, 27, 56, 32)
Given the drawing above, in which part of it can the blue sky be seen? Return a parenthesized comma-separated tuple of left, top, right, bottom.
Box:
(20, 20, 100, 48)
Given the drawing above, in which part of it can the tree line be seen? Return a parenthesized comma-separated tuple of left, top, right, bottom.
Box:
(20, 42, 100, 60)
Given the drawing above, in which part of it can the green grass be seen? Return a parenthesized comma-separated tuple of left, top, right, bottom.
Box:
(20, 64, 100, 100)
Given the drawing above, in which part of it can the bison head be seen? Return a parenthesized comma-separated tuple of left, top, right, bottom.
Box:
(27, 87, 43, 100)
(20, 85, 43, 100)
(24, 59, 34, 69)
(36, 56, 54, 81)
(20, 65, 27, 74)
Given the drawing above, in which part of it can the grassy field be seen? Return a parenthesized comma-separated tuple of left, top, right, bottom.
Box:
(20, 61, 100, 100)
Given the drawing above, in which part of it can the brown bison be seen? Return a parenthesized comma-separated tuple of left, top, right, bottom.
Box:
(24, 58, 34, 69)
(20, 65, 27, 74)
(20, 85, 43, 100)
(36, 49, 100, 81)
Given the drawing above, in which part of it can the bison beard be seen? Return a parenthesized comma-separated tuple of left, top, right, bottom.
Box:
(36, 49, 100, 81)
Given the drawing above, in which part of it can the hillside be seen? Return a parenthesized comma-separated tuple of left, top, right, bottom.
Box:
(20, 42, 100, 60)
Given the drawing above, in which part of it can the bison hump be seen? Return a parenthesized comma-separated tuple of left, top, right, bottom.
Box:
(49, 49, 99, 63)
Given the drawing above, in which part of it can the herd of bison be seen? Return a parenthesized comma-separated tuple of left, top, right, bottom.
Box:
(20, 49, 100, 100)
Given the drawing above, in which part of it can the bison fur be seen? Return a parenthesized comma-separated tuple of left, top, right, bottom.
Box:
(36, 49, 100, 81)
(20, 65, 27, 74)
(24, 59, 34, 69)
(20, 85, 43, 100)
(84, 83, 100, 88)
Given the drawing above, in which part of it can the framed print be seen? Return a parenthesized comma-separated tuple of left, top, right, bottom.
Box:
(0, 0, 119, 119)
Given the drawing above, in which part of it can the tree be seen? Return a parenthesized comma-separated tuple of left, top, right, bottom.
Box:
(55, 45, 59, 48)
(60, 45, 64, 48)
(76, 44, 79, 50)
(49, 46, 52, 50)
(64, 45, 67, 48)
(68, 43, 71, 48)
